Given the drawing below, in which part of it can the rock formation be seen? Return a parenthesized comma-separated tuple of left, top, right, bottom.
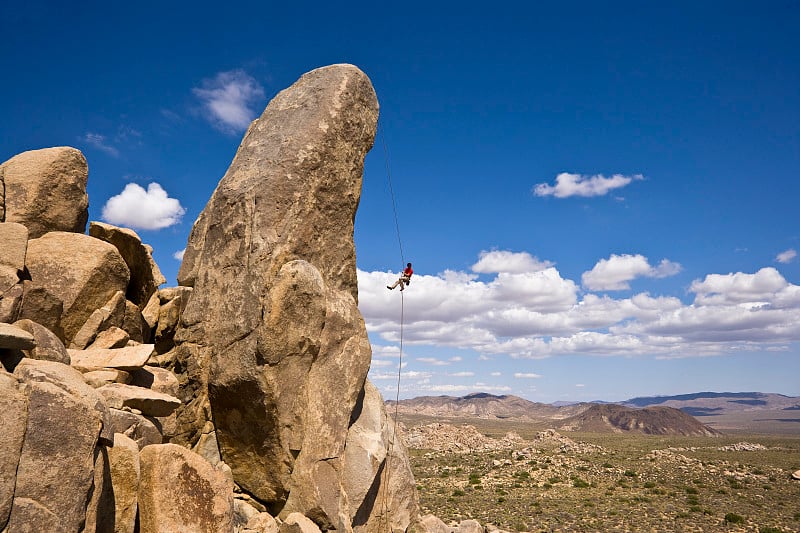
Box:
(0, 63, 420, 533)
(171, 63, 417, 532)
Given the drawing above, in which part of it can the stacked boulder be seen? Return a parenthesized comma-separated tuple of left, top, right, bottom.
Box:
(0, 64, 421, 533)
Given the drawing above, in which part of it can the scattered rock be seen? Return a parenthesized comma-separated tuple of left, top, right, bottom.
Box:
(108, 433, 141, 533)
(12, 319, 69, 364)
(279, 512, 323, 533)
(89, 221, 166, 308)
(107, 408, 163, 449)
(17, 280, 64, 339)
(419, 514, 451, 533)
(68, 344, 154, 371)
(97, 382, 181, 417)
(129, 365, 180, 396)
(0, 322, 35, 350)
(82, 369, 133, 388)
(70, 290, 127, 349)
(792, 470, 800, 481)
(89, 326, 131, 349)
(0, 146, 89, 238)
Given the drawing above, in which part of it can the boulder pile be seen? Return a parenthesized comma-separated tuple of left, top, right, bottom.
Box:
(0, 64, 423, 532)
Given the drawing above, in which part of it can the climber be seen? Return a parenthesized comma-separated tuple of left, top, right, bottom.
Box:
(387, 263, 413, 291)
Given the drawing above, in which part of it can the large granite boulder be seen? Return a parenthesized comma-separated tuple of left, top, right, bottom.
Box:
(89, 222, 166, 308)
(25, 232, 130, 343)
(0, 146, 89, 238)
(6, 360, 105, 533)
(138, 443, 234, 533)
(172, 64, 385, 530)
(0, 371, 27, 530)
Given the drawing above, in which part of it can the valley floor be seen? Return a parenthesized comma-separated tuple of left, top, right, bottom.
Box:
(404, 418, 800, 532)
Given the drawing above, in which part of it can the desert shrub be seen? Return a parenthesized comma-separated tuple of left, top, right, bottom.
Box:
(452, 489, 465, 497)
(728, 478, 744, 489)
(601, 462, 614, 468)
(624, 470, 637, 477)
(572, 478, 590, 488)
(643, 481, 656, 489)
(724, 513, 745, 525)
(689, 505, 702, 513)
(685, 486, 698, 494)
(759, 527, 783, 533)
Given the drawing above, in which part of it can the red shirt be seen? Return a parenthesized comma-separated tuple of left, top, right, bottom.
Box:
(403, 266, 413, 277)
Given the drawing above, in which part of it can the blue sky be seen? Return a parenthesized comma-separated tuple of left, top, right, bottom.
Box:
(2, 1, 799, 402)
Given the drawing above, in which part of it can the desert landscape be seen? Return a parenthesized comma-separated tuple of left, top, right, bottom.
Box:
(393, 393, 800, 532)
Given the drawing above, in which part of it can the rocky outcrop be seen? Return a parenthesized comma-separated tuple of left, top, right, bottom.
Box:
(0, 147, 89, 238)
(25, 232, 130, 344)
(0, 64, 420, 533)
(170, 64, 416, 532)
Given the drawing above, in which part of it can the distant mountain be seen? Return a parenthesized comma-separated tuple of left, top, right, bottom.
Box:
(622, 392, 800, 416)
(386, 393, 590, 420)
(557, 404, 721, 436)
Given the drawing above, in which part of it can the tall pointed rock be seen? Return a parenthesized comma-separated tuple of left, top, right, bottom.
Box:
(173, 64, 394, 530)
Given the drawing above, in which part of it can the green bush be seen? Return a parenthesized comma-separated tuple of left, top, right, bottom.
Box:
(759, 527, 783, 533)
(724, 513, 745, 525)
(573, 478, 590, 488)
(452, 489, 465, 497)
(624, 470, 637, 477)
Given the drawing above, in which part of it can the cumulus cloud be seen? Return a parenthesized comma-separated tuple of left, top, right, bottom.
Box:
(449, 371, 475, 377)
(534, 172, 643, 198)
(358, 250, 800, 362)
(514, 372, 542, 378)
(173, 249, 186, 261)
(82, 133, 119, 157)
(582, 254, 682, 291)
(690, 267, 789, 306)
(776, 249, 797, 264)
(472, 250, 554, 274)
(102, 183, 186, 230)
(193, 69, 265, 134)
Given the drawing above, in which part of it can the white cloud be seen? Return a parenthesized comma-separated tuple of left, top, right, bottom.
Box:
(82, 133, 119, 157)
(582, 254, 682, 291)
(449, 356, 463, 362)
(490, 372, 502, 376)
(449, 371, 475, 377)
(575, 384, 585, 387)
(173, 249, 185, 261)
(357, 250, 800, 361)
(776, 249, 797, 264)
(370, 359, 395, 368)
(102, 183, 186, 230)
(193, 69, 265, 134)
(514, 372, 542, 378)
(690, 267, 788, 306)
(534, 172, 643, 198)
(472, 250, 554, 274)
(416, 357, 450, 366)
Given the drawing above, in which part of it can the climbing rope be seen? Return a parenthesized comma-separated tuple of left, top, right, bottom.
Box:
(377, 120, 406, 530)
